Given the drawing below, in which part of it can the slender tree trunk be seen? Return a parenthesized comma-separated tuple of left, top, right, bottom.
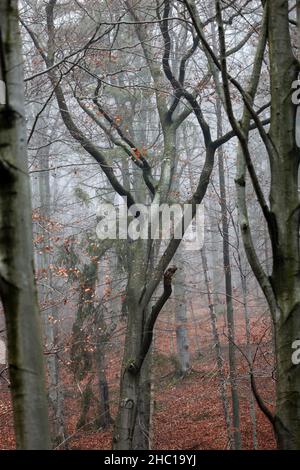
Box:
(174, 251, 190, 377)
(216, 100, 241, 449)
(201, 247, 232, 447)
(206, 195, 223, 314)
(240, 267, 258, 449)
(0, 0, 50, 449)
(95, 334, 112, 429)
(234, 233, 257, 449)
(35, 117, 65, 446)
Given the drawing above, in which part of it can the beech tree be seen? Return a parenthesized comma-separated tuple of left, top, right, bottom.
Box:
(0, 0, 50, 449)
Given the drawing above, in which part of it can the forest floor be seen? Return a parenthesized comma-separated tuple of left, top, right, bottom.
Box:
(0, 305, 276, 450)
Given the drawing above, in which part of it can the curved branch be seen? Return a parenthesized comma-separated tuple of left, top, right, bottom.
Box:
(215, 0, 275, 236)
(23, 8, 136, 208)
(91, 82, 157, 196)
(183, 0, 276, 160)
(159, 1, 212, 145)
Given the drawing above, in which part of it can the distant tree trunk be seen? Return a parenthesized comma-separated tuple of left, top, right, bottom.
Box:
(0, 0, 50, 449)
(233, 222, 257, 449)
(71, 261, 96, 429)
(71, 258, 112, 430)
(95, 256, 116, 430)
(94, 281, 112, 430)
(189, 301, 201, 356)
(206, 194, 223, 314)
(216, 99, 241, 449)
(240, 262, 257, 449)
(201, 247, 232, 447)
(174, 251, 190, 377)
(95, 333, 112, 429)
(35, 117, 65, 446)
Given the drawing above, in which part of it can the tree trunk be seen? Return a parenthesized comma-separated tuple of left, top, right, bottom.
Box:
(35, 116, 65, 446)
(0, 0, 50, 449)
(201, 247, 232, 447)
(132, 347, 152, 449)
(267, 0, 300, 449)
(237, 244, 257, 449)
(174, 251, 190, 377)
(112, 240, 150, 450)
(216, 99, 241, 449)
(96, 337, 112, 429)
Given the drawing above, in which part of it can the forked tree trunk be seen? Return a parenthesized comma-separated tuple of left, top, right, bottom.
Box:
(112, 239, 175, 450)
(0, 0, 50, 449)
(113, 240, 150, 450)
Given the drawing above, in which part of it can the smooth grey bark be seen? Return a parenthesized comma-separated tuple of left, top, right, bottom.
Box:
(266, 0, 300, 448)
(113, 239, 150, 450)
(0, 0, 50, 449)
(113, 239, 177, 450)
(132, 345, 152, 449)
